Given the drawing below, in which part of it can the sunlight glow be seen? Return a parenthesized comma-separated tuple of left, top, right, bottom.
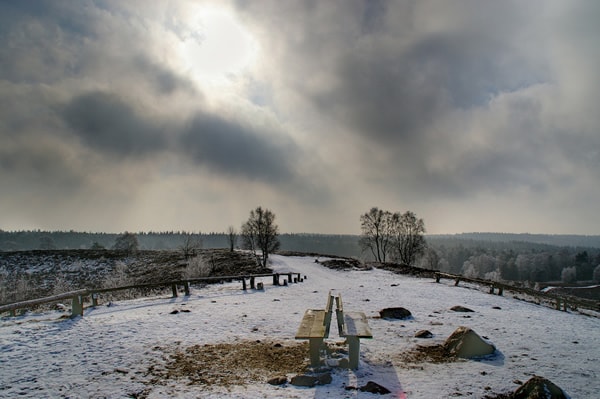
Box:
(178, 7, 258, 84)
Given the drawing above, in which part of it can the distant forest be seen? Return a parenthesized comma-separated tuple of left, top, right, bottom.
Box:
(1, 230, 599, 283)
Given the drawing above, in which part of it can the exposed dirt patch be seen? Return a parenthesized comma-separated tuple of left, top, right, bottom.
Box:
(399, 343, 458, 365)
(148, 340, 310, 387)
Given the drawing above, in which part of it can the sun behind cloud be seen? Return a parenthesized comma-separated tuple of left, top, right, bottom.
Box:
(177, 6, 259, 85)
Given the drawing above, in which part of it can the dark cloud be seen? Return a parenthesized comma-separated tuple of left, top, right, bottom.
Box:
(180, 112, 299, 184)
(61, 91, 167, 158)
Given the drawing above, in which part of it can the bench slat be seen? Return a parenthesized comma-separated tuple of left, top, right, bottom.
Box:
(295, 309, 327, 338)
(342, 312, 373, 338)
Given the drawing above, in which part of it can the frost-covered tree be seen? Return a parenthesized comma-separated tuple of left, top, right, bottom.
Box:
(561, 266, 577, 283)
(593, 264, 600, 283)
(113, 232, 139, 253)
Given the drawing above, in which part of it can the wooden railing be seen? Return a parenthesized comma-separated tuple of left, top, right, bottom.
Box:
(0, 272, 304, 318)
(434, 272, 600, 314)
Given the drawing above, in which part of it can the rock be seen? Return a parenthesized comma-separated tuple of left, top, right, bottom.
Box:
(379, 307, 412, 320)
(513, 376, 568, 399)
(414, 330, 433, 338)
(170, 310, 179, 314)
(450, 305, 474, 312)
(267, 376, 287, 386)
(290, 374, 317, 387)
(316, 372, 332, 385)
(444, 326, 496, 358)
(338, 358, 350, 369)
(346, 381, 391, 395)
(290, 372, 332, 387)
(361, 381, 391, 394)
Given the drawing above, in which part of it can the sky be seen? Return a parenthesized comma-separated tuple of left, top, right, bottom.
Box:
(1, 0, 599, 235)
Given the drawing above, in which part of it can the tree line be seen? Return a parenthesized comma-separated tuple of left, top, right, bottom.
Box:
(2, 207, 600, 284)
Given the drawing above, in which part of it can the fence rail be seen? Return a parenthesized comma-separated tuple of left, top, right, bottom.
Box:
(434, 272, 600, 314)
(0, 272, 304, 318)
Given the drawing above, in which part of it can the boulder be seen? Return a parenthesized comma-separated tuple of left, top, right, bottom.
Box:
(290, 372, 332, 387)
(450, 305, 474, 312)
(267, 376, 287, 386)
(414, 330, 433, 339)
(444, 326, 495, 358)
(346, 381, 391, 395)
(379, 307, 412, 320)
(360, 381, 391, 394)
(513, 376, 568, 399)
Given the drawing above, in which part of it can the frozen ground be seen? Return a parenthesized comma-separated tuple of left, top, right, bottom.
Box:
(1, 255, 599, 398)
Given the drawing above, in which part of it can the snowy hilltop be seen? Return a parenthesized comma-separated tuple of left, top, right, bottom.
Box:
(1, 255, 598, 398)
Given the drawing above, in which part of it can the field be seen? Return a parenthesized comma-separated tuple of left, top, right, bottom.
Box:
(1, 254, 599, 398)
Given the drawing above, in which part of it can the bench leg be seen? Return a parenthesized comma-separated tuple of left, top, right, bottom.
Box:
(347, 336, 360, 369)
(308, 338, 323, 367)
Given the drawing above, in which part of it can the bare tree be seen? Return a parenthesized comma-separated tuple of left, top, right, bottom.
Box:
(226, 226, 237, 252)
(179, 233, 202, 260)
(389, 211, 427, 266)
(359, 207, 393, 262)
(241, 206, 280, 268)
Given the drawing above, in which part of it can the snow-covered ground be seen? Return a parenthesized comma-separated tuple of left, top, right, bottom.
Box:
(1, 255, 598, 398)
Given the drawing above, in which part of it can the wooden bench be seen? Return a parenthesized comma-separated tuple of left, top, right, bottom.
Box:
(295, 292, 335, 367)
(335, 294, 373, 369)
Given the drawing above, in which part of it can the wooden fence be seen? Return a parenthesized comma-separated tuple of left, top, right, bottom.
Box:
(0, 272, 304, 318)
(434, 272, 600, 314)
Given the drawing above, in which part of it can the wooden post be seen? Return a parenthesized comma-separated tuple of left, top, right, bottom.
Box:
(288, 273, 293, 283)
(347, 336, 360, 369)
(435, 273, 441, 283)
(92, 293, 99, 307)
(71, 295, 83, 317)
(250, 276, 255, 290)
(273, 274, 280, 286)
(563, 301, 567, 311)
(242, 278, 247, 291)
(556, 299, 561, 310)
(489, 285, 495, 294)
(257, 282, 264, 290)
(308, 338, 322, 367)
(171, 284, 178, 298)
(454, 278, 460, 286)
(498, 286, 503, 296)
(184, 281, 190, 296)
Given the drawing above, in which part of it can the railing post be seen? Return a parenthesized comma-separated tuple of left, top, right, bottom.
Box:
(242, 278, 247, 291)
(92, 293, 98, 307)
(250, 276, 255, 290)
(171, 284, 178, 298)
(273, 274, 280, 286)
(184, 281, 190, 296)
(435, 273, 441, 283)
(71, 295, 83, 318)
